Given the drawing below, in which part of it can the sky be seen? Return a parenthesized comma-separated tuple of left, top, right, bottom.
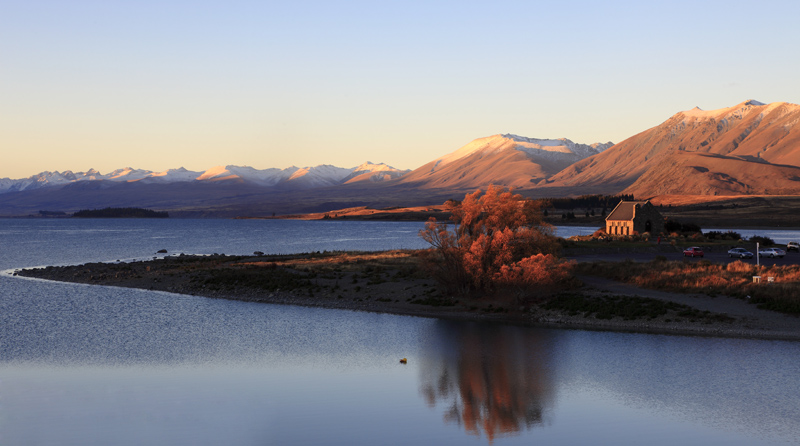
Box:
(2, 0, 799, 179)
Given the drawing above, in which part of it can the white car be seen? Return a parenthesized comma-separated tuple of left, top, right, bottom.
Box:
(758, 247, 786, 258)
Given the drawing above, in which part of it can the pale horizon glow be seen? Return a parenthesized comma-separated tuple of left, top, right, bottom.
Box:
(2, 1, 799, 179)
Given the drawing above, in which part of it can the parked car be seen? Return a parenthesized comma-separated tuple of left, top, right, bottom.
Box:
(683, 247, 704, 257)
(727, 247, 753, 259)
(787, 241, 799, 252)
(758, 247, 786, 258)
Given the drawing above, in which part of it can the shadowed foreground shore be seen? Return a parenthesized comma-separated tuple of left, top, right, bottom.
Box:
(13, 251, 800, 340)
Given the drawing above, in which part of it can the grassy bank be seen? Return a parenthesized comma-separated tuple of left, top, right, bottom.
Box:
(576, 259, 800, 314)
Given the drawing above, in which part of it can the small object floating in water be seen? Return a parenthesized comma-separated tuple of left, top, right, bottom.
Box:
(399, 358, 407, 364)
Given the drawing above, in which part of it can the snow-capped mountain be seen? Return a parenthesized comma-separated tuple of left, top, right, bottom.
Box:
(505, 135, 613, 161)
(547, 99, 800, 196)
(105, 167, 155, 181)
(135, 167, 203, 183)
(0, 169, 106, 193)
(399, 134, 613, 189)
(429, 134, 612, 172)
(0, 162, 410, 194)
(194, 165, 294, 186)
(343, 162, 409, 184)
(286, 165, 354, 188)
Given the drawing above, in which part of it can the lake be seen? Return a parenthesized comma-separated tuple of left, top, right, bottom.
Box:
(1, 219, 799, 445)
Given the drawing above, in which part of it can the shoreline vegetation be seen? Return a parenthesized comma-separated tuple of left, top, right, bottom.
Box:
(29, 207, 170, 218)
(72, 207, 169, 218)
(14, 249, 800, 340)
(239, 194, 800, 229)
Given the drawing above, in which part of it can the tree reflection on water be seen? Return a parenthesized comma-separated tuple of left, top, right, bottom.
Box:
(418, 320, 555, 443)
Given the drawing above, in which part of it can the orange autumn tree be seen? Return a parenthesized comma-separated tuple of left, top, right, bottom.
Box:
(419, 186, 572, 297)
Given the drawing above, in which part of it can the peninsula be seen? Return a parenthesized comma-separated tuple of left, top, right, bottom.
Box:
(14, 249, 800, 341)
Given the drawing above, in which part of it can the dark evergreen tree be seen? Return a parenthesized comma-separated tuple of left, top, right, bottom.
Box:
(73, 207, 168, 218)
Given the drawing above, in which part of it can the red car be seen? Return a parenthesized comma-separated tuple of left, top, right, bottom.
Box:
(683, 247, 704, 257)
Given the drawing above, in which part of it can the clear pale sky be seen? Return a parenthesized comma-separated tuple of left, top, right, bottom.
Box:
(2, 0, 798, 179)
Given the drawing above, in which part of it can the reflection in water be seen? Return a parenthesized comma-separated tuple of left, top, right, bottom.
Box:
(559, 331, 800, 444)
(5, 219, 800, 445)
(418, 321, 555, 443)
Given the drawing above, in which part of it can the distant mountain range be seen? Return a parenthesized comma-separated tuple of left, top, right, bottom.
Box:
(2, 99, 799, 216)
(0, 161, 407, 194)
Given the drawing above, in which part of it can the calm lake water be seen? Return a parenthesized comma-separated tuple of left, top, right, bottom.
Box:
(1, 219, 799, 445)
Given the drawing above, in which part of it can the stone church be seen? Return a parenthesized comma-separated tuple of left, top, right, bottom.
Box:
(605, 200, 665, 236)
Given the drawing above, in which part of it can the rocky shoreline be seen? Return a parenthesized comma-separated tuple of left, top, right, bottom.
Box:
(12, 251, 800, 341)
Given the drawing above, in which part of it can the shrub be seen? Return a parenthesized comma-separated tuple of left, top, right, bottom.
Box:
(543, 293, 734, 322)
(420, 186, 570, 298)
(749, 235, 775, 246)
(705, 230, 742, 241)
(681, 222, 702, 233)
(725, 231, 743, 240)
(726, 260, 754, 274)
(664, 220, 681, 233)
(494, 254, 574, 289)
(203, 267, 310, 291)
(665, 220, 701, 234)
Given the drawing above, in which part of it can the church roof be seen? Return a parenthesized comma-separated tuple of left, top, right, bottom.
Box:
(606, 201, 650, 221)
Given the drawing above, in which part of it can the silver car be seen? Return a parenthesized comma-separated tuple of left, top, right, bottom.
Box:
(727, 247, 753, 259)
(758, 247, 786, 258)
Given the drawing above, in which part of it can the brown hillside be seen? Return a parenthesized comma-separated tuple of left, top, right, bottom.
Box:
(400, 148, 547, 189)
(398, 134, 611, 190)
(626, 151, 800, 196)
(546, 100, 800, 197)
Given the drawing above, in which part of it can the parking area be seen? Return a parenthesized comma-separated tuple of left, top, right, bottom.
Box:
(676, 250, 798, 266)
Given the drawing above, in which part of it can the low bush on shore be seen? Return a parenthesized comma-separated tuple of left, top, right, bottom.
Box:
(704, 230, 742, 241)
(203, 267, 312, 291)
(408, 296, 455, 307)
(576, 259, 800, 314)
(749, 235, 775, 246)
(544, 293, 735, 323)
